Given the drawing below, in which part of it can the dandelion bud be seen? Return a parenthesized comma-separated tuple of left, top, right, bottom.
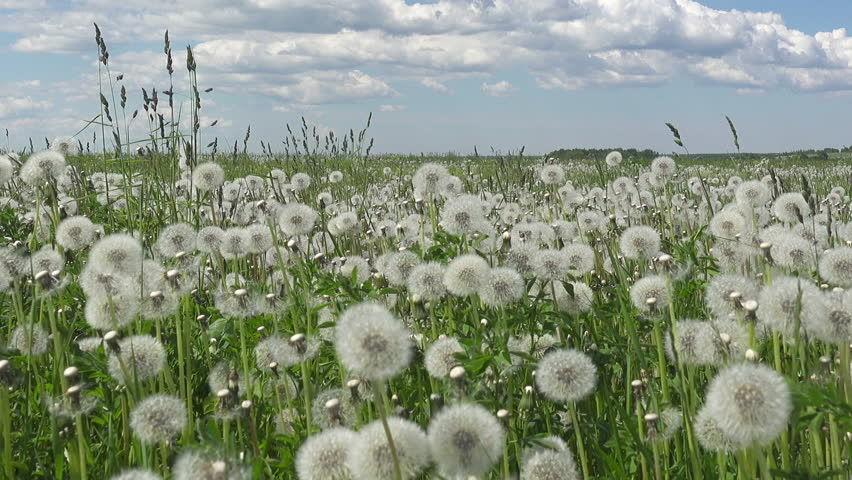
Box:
(104, 330, 121, 352)
(644, 412, 659, 440)
(217, 388, 232, 409)
(234, 288, 247, 298)
(256, 325, 266, 337)
(346, 379, 361, 402)
(496, 408, 509, 423)
(289, 333, 307, 354)
(166, 268, 179, 280)
(0, 359, 10, 384)
(241, 400, 252, 411)
(286, 238, 298, 250)
(501, 230, 511, 241)
(449, 365, 466, 381)
(325, 398, 343, 426)
(268, 361, 279, 377)
(429, 393, 443, 411)
(66, 384, 82, 409)
(819, 355, 832, 373)
(480, 318, 488, 328)
(524, 385, 534, 395)
(745, 349, 758, 362)
(63, 366, 79, 383)
(719, 333, 731, 345)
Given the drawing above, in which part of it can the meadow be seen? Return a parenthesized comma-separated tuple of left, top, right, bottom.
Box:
(0, 27, 851, 480)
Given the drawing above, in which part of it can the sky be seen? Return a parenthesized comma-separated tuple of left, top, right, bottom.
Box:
(0, 0, 850, 155)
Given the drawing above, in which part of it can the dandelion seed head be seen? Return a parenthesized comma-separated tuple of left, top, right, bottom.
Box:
(535, 348, 597, 403)
(818, 247, 852, 287)
(20, 150, 66, 185)
(109, 469, 162, 480)
(335, 302, 412, 381)
(296, 428, 357, 480)
(630, 275, 670, 313)
(192, 162, 225, 192)
(8, 323, 49, 356)
(383, 251, 422, 286)
(561, 243, 595, 276)
(427, 403, 505, 479)
(129, 394, 186, 444)
(291, 172, 311, 191)
(444, 254, 489, 296)
(56, 216, 98, 251)
(620, 226, 661, 260)
(172, 450, 249, 480)
(480, 267, 525, 308)
(108, 335, 166, 384)
(540, 164, 566, 185)
(278, 202, 319, 237)
(605, 151, 622, 167)
(425, 336, 464, 378)
(705, 274, 759, 318)
(772, 192, 810, 223)
(412, 162, 449, 195)
(349, 417, 430, 480)
(89, 234, 143, 277)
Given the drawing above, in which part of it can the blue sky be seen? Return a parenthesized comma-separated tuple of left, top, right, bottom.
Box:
(0, 0, 850, 154)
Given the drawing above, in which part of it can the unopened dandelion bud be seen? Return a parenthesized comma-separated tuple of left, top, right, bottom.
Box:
(211, 460, 227, 475)
(104, 330, 121, 352)
(760, 242, 772, 261)
(63, 366, 79, 383)
(325, 398, 343, 425)
(745, 349, 758, 362)
(429, 393, 443, 411)
(66, 384, 82, 409)
(289, 333, 307, 354)
(411, 294, 422, 304)
(820, 283, 829, 290)
(501, 230, 511, 241)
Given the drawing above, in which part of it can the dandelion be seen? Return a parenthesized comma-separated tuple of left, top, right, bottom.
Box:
(334, 302, 412, 381)
(702, 363, 791, 448)
(562, 243, 595, 276)
(650, 156, 676, 179)
(709, 210, 746, 239)
(197, 226, 226, 254)
(245, 223, 273, 253)
(412, 163, 449, 195)
(19, 150, 66, 185)
(605, 151, 622, 167)
(552, 281, 594, 315)
(30, 245, 64, 274)
(441, 194, 487, 235)
(291, 172, 311, 191)
(89, 234, 143, 277)
(207, 362, 245, 396)
(531, 249, 570, 282)
(735, 180, 770, 210)
(805, 289, 851, 344)
(349, 417, 431, 480)
(129, 394, 187, 444)
(296, 428, 357, 480)
(407, 262, 447, 301)
(506, 245, 538, 278)
(155, 223, 197, 257)
(540, 164, 566, 185)
(521, 441, 579, 480)
(705, 274, 758, 318)
(756, 276, 825, 337)
(480, 267, 525, 308)
(818, 247, 852, 287)
(172, 450, 249, 480)
(0, 154, 13, 184)
(85, 291, 140, 330)
(339, 255, 371, 284)
(8, 323, 49, 356)
(107, 335, 166, 384)
(665, 320, 722, 366)
(278, 203, 318, 237)
(630, 275, 670, 313)
(508, 334, 557, 369)
(328, 170, 344, 183)
(109, 469, 162, 480)
(425, 337, 464, 378)
(56, 216, 98, 250)
(192, 162, 225, 192)
(771, 232, 814, 271)
(443, 254, 489, 296)
(383, 251, 421, 287)
(620, 226, 661, 260)
(535, 348, 597, 403)
(772, 192, 810, 223)
(427, 403, 505, 479)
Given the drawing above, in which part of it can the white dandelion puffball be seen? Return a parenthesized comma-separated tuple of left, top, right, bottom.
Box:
(772, 192, 810, 223)
(424, 336, 464, 378)
(406, 262, 447, 301)
(172, 450, 249, 480)
(444, 254, 489, 296)
(818, 247, 852, 287)
(479, 267, 525, 308)
(412, 162, 449, 195)
(9, 323, 49, 356)
(334, 302, 412, 381)
(291, 172, 311, 191)
(702, 363, 791, 448)
(521, 445, 579, 480)
(605, 151, 622, 167)
(535, 348, 597, 403)
(107, 335, 166, 384)
(192, 162, 225, 192)
(349, 417, 430, 480)
(20, 150, 66, 185)
(630, 275, 670, 313)
(109, 469, 162, 480)
(129, 394, 187, 444)
(296, 428, 356, 480)
(89, 233, 144, 277)
(619, 226, 660, 260)
(540, 164, 566, 185)
(650, 156, 676, 179)
(56, 216, 98, 251)
(428, 403, 505, 479)
(278, 203, 318, 237)
(705, 274, 759, 318)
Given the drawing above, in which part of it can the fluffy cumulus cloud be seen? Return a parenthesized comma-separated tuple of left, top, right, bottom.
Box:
(0, 0, 850, 142)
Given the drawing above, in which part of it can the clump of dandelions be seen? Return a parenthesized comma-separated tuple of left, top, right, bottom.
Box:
(427, 402, 505, 479)
(296, 427, 356, 480)
(535, 348, 597, 403)
(129, 394, 187, 444)
(424, 336, 464, 378)
(702, 363, 791, 448)
(334, 302, 412, 381)
(107, 335, 166, 384)
(349, 417, 431, 480)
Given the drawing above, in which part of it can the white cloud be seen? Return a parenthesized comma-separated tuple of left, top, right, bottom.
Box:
(481, 80, 515, 97)
(379, 104, 406, 112)
(0, 96, 52, 118)
(420, 78, 450, 93)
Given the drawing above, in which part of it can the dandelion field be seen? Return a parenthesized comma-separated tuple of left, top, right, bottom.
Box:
(1, 27, 852, 480)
